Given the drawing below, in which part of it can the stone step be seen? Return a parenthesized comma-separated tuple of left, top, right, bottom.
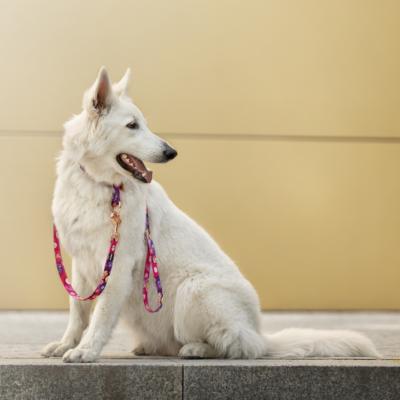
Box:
(1, 358, 400, 400)
(1, 311, 400, 399)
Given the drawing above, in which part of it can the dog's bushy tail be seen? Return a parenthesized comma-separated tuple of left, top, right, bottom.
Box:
(264, 328, 379, 358)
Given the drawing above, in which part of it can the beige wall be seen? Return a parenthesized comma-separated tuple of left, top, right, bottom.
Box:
(1, 0, 400, 309)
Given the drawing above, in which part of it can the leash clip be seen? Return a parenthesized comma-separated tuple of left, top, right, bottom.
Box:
(110, 202, 121, 240)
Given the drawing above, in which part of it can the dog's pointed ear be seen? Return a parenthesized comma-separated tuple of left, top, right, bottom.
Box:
(113, 68, 131, 97)
(83, 67, 114, 116)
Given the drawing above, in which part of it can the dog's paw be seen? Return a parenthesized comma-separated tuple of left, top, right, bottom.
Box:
(41, 341, 76, 358)
(178, 343, 217, 359)
(62, 347, 99, 363)
(132, 344, 148, 356)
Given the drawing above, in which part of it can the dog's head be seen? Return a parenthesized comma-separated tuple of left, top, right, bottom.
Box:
(63, 67, 177, 184)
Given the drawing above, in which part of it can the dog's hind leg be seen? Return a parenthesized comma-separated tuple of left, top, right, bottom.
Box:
(174, 275, 265, 359)
(42, 259, 93, 357)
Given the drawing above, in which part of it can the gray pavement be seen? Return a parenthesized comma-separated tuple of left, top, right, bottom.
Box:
(1, 310, 399, 359)
(1, 311, 400, 399)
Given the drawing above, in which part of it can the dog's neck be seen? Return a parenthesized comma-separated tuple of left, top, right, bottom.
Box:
(79, 163, 115, 189)
(57, 150, 149, 206)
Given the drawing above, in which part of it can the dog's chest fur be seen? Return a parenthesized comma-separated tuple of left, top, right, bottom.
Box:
(53, 154, 147, 271)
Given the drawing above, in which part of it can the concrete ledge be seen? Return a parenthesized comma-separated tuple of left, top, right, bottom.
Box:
(1, 312, 400, 399)
(1, 359, 400, 400)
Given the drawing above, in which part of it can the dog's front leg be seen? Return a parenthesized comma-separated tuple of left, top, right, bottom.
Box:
(42, 259, 92, 357)
(62, 260, 133, 363)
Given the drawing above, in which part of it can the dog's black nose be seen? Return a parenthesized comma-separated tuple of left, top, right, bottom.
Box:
(163, 146, 178, 161)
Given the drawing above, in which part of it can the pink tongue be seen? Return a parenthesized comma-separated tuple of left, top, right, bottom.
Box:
(142, 169, 152, 183)
(130, 156, 152, 183)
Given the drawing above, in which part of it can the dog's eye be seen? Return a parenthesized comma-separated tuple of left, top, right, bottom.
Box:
(126, 121, 139, 130)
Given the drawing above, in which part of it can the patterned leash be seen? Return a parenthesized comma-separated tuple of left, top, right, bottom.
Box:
(143, 208, 163, 313)
(53, 184, 163, 312)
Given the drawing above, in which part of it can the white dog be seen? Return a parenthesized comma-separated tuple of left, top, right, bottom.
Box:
(42, 68, 378, 362)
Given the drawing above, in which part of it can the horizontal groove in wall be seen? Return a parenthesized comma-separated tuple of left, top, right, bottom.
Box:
(1, 129, 400, 143)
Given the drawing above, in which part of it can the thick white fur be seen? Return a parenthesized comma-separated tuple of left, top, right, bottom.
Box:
(42, 68, 379, 362)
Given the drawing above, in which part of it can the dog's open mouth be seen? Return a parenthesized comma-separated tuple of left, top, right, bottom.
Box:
(116, 153, 153, 183)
